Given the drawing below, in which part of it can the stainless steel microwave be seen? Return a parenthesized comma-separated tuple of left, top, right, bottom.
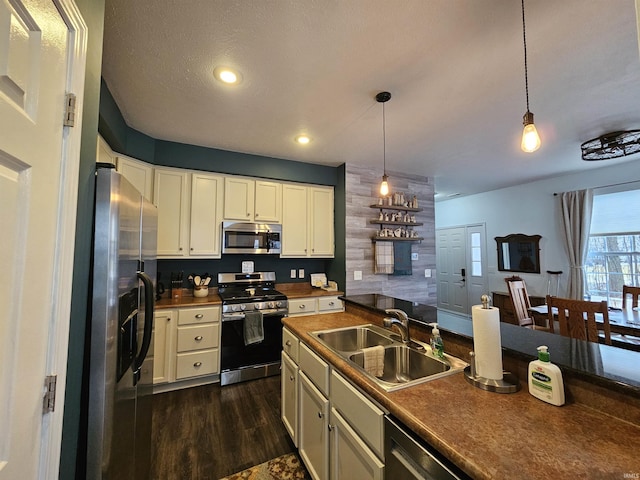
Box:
(222, 222, 282, 254)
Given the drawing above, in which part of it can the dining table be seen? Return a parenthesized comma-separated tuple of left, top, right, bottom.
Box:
(529, 304, 640, 337)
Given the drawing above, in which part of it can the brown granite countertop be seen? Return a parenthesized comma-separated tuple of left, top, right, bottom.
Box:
(154, 283, 342, 309)
(283, 313, 640, 480)
(275, 282, 344, 299)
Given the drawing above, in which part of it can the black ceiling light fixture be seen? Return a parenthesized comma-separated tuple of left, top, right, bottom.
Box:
(581, 130, 640, 161)
(377, 91, 391, 196)
(520, 0, 541, 153)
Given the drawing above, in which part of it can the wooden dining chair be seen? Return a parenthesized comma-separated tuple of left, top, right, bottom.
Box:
(546, 296, 611, 345)
(622, 285, 640, 309)
(505, 276, 549, 331)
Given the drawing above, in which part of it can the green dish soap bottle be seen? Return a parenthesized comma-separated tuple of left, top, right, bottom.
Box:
(430, 324, 444, 358)
(528, 346, 565, 406)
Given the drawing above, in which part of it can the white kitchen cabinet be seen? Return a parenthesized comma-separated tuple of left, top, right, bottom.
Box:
(224, 176, 282, 222)
(153, 167, 190, 257)
(175, 306, 221, 380)
(288, 296, 344, 317)
(255, 180, 282, 222)
(281, 351, 299, 446)
(330, 407, 384, 480)
(97, 135, 116, 165)
(189, 172, 224, 257)
(281, 184, 334, 258)
(153, 309, 175, 384)
(299, 371, 330, 480)
(281, 184, 309, 256)
(116, 154, 153, 201)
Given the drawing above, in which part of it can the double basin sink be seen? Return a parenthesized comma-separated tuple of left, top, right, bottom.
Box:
(310, 324, 467, 391)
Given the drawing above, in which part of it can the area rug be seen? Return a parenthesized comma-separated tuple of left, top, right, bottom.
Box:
(219, 452, 310, 480)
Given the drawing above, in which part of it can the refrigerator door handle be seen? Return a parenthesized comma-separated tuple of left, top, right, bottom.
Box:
(134, 271, 155, 378)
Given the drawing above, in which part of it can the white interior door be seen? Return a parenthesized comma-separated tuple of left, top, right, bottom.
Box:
(437, 227, 467, 314)
(0, 1, 85, 478)
(437, 225, 488, 315)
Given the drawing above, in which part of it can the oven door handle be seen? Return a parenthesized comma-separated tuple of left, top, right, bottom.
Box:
(221, 309, 288, 322)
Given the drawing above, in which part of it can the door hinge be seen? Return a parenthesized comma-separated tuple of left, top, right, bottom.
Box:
(43, 375, 57, 414)
(64, 93, 76, 127)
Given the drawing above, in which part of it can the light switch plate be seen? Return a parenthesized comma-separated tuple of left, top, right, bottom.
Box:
(424, 269, 431, 278)
(290, 269, 296, 278)
(354, 270, 362, 280)
(298, 269, 305, 278)
(411, 252, 419, 261)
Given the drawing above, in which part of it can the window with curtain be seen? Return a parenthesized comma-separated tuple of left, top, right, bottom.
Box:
(586, 188, 640, 307)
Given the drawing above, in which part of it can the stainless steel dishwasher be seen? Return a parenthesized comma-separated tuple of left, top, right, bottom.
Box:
(384, 416, 470, 480)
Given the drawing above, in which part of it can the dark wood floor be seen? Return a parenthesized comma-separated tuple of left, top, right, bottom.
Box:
(151, 375, 296, 479)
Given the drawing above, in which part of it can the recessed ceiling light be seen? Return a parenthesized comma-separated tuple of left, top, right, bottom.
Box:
(213, 66, 242, 85)
(295, 135, 311, 145)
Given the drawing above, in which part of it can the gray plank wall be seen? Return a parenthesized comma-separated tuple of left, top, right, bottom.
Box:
(345, 164, 437, 305)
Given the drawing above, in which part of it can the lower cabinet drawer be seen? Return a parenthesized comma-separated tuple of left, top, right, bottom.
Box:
(176, 349, 218, 379)
(318, 296, 343, 312)
(177, 323, 219, 352)
(299, 343, 329, 396)
(288, 298, 317, 316)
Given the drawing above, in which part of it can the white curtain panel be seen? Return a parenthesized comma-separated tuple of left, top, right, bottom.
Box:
(559, 189, 593, 300)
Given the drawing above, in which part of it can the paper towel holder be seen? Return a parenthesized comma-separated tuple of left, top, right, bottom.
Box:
(464, 351, 521, 393)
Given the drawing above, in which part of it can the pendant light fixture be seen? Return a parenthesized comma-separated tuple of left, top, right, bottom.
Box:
(376, 91, 391, 196)
(520, 0, 541, 153)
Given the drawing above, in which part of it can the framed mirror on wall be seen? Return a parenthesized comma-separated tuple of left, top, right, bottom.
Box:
(495, 234, 541, 274)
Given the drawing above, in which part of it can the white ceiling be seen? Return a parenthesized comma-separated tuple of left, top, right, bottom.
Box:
(102, 0, 640, 198)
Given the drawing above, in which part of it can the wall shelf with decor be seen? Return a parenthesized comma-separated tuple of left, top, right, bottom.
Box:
(369, 203, 423, 242)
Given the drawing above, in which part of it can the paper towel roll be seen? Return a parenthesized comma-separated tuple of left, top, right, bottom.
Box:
(471, 305, 503, 380)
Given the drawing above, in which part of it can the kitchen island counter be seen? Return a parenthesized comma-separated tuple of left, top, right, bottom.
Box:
(283, 311, 640, 479)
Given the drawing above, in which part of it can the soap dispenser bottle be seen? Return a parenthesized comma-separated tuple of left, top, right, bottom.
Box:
(430, 324, 444, 358)
(528, 346, 565, 406)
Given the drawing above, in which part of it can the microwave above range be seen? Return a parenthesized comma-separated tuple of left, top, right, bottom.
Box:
(222, 222, 281, 254)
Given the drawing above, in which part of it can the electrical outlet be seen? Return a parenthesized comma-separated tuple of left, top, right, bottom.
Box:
(411, 252, 419, 261)
(354, 270, 362, 280)
(298, 269, 305, 279)
(424, 269, 431, 278)
(290, 269, 296, 279)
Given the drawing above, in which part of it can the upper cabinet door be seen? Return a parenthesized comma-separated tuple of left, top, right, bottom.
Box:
(224, 177, 255, 221)
(97, 135, 116, 165)
(116, 155, 154, 201)
(154, 167, 190, 256)
(190, 173, 223, 257)
(309, 186, 334, 257)
(281, 184, 309, 257)
(255, 180, 282, 223)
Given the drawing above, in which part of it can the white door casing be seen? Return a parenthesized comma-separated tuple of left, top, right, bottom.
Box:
(0, 0, 86, 478)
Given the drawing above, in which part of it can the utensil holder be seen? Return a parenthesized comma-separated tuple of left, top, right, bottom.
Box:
(193, 285, 209, 298)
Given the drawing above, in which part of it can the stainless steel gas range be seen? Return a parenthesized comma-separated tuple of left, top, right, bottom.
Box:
(217, 272, 288, 386)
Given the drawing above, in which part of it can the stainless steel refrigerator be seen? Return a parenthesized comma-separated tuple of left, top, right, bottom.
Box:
(87, 166, 157, 479)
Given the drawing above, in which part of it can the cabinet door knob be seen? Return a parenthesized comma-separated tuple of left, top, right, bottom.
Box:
(190, 247, 194, 251)
(328, 301, 334, 306)
(299, 305, 305, 309)
(195, 314, 204, 319)
(179, 247, 183, 251)
(193, 362, 202, 368)
(289, 375, 294, 381)
(285, 340, 292, 346)
(317, 412, 323, 419)
(328, 424, 333, 432)
(247, 213, 250, 217)
(255, 213, 259, 217)
(194, 335, 203, 341)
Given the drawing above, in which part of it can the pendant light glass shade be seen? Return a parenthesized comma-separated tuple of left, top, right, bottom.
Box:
(521, 111, 541, 152)
(520, 0, 540, 153)
(376, 91, 391, 196)
(379, 174, 389, 196)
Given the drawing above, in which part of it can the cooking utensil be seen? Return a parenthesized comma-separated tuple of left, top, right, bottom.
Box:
(203, 277, 211, 286)
(194, 275, 201, 286)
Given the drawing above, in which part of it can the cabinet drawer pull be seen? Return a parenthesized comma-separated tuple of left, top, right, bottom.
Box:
(328, 301, 334, 306)
(299, 305, 305, 309)
(285, 340, 292, 346)
(195, 314, 204, 319)
(193, 362, 202, 368)
(194, 335, 203, 341)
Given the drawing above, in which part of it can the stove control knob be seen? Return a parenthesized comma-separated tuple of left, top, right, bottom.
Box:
(239, 304, 246, 311)
(231, 305, 238, 312)
(276, 301, 283, 308)
(268, 301, 275, 309)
